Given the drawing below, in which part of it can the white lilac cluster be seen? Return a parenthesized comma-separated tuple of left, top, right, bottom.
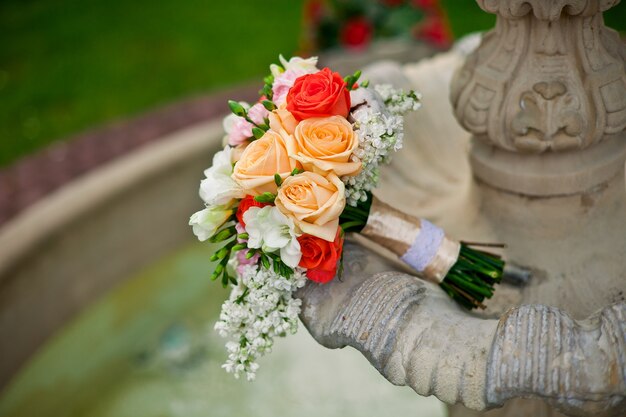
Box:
(343, 85, 421, 206)
(373, 84, 422, 116)
(214, 262, 307, 380)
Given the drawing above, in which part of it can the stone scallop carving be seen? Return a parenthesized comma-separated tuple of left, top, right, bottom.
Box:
(298, 242, 626, 417)
(450, 0, 626, 152)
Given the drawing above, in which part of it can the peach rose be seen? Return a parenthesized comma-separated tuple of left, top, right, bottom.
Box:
(230, 143, 248, 163)
(232, 130, 299, 195)
(275, 171, 346, 241)
(268, 104, 298, 137)
(292, 116, 361, 176)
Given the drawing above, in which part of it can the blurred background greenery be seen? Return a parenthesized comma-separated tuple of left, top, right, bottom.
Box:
(1, 0, 625, 167)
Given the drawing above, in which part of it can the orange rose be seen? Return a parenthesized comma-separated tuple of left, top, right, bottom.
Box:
(275, 171, 346, 241)
(232, 130, 299, 195)
(286, 68, 351, 121)
(292, 116, 361, 176)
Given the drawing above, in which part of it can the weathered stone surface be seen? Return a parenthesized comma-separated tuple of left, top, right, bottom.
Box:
(297, 242, 626, 415)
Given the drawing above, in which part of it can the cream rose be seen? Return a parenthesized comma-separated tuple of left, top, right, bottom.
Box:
(275, 171, 346, 241)
(292, 116, 361, 177)
(232, 130, 299, 195)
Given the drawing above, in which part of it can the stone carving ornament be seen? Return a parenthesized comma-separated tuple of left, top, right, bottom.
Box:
(451, 0, 626, 153)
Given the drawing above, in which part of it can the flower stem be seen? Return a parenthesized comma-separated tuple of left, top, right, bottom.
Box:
(440, 244, 505, 310)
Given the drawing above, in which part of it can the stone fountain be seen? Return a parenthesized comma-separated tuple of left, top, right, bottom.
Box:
(298, 1, 626, 416)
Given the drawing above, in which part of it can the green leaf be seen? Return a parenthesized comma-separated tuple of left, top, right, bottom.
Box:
(235, 287, 249, 304)
(291, 168, 303, 176)
(232, 243, 247, 252)
(210, 247, 229, 262)
(254, 192, 276, 203)
(252, 127, 265, 139)
(245, 249, 257, 259)
(360, 79, 370, 88)
(344, 70, 362, 91)
(261, 84, 273, 99)
(262, 100, 276, 111)
(209, 226, 236, 243)
(274, 173, 283, 186)
(228, 100, 246, 117)
(260, 253, 270, 269)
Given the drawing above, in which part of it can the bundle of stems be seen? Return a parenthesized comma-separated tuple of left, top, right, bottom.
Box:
(440, 243, 503, 309)
(339, 193, 504, 310)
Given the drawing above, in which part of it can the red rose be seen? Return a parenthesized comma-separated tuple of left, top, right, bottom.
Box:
(297, 227, 343, 284)
(236, 195, 268, 227)
(286, 67, 351, 121)
(340, 17, 373, 50)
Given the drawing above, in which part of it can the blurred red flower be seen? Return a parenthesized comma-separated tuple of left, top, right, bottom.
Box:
(340, 17, 373, 50)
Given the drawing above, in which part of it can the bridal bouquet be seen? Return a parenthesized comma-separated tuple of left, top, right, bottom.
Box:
(190, 55, 503, 380)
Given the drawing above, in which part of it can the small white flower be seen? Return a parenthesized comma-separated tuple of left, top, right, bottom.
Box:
(189, 205, 232, 241)
(199, 147, 245, 206)
(214, 259, 307, 380)
(243, 206, 301, 268)
(342, 84, 420, 206)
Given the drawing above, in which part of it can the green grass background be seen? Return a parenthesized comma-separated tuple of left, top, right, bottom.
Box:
(1, 0, 625, 167)
(0, 0, 304, 166)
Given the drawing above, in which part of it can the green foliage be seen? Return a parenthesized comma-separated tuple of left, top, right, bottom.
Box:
(0, 0, 303, 166)
(2, 0, 624, 167)
(254, 192, 276, 204)
(441, 0, 626, 39)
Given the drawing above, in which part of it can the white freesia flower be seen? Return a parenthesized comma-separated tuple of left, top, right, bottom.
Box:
(189, 205, 232, 241)
(270, 54, 318, 78)
(199, 147, 245, 206)
(243, 206, 301, 268)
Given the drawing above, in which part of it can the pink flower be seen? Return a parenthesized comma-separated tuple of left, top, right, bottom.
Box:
(236, 249, 260, 275)
(247, 103, 269, 126)
(235, 223, 260, 273)
(228, 116, 254, 146)
(235, 222, 247, 241)
(272, 69, 309, 106)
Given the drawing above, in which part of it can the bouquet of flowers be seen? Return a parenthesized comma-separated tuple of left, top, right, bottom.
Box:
(190, 55, 503, 380)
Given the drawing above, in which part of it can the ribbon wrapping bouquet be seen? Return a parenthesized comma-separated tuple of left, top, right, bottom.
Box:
(189, 56, 504, 380)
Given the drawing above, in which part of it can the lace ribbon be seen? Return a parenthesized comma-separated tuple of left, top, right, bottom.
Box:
(361, 197, 460, 283)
